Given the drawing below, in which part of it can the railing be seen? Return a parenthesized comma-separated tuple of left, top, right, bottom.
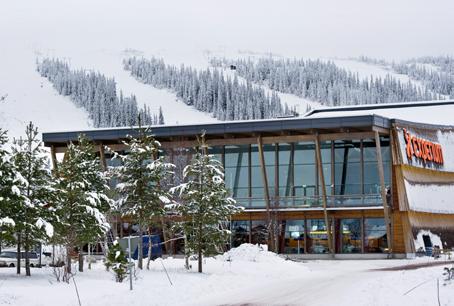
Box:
(235, 194, 383, 209)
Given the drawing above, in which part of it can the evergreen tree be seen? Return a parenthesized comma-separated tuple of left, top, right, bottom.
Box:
(36, 58, 163, 128)
(112, 125, 174, 270)
(11, 122, 55, 276)
(0, 129, 18, 255)
(105, 239, 128, 283)
(53, 135, 112, 280)
(170, 134, 241, 273)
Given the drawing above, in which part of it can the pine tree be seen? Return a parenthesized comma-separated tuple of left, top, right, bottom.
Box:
(11, 122, 55, 276)
(112, 125, 174, 270)
(170, 133, 242, 273)
(158, 106, 165, 125)
(0, 129, 18, 254)
(53, 135, 112, 280)
(105, 239, 128, 282)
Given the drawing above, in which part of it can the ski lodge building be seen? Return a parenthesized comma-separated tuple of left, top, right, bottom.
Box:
(42, 100, 454, 258)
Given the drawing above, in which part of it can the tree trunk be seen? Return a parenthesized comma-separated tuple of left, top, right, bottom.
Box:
(146, 232, 153, 270)
(78, 246, 84, 272)
(160, 217, 171, 255)
(16, 233, 21, 275)
(184, 235, 190, 270)
(138, 226, 143, 269)
(25, 232, 30, 276)
(198, 223, 202, 273)
(66, 246, 72, 274)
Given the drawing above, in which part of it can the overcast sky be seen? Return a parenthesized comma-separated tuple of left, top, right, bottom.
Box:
(1, 0, 454, 60)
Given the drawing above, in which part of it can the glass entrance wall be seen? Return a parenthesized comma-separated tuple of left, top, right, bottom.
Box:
(211, 136, 391, 209)
(338, 219, 362, 253)
(283, 217, 387, 254)
(364, 218, 388, 253)
(231, 221, 250, 248)
(307, 219, 330, 254)
(284, 220, 305, 254)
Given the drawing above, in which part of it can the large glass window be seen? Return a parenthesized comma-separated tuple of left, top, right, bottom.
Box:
(251, 144, 275, 198)
(294, 142, 316, 198)
(209, 146, 224, 165)
(320, 141, 332, 195)
(338, 219, 362, 253)
(279, 144, 293, 197)
(284, 220, 305, 254)
(231, 221, 250, 248)
(307, 219, 329, 254)
(363, 138, 391, 195)
(334, 141, 361, 195)
(251, 220, 268, 245)
(364, 218, 388, 253)
(225, 145, 249, 198)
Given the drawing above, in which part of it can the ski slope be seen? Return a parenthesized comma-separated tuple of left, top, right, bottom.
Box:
(0, 47, 91, 140)
(1, 0, 453, 139)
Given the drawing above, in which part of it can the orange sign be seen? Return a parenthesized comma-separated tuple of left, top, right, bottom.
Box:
(403, 129, 444, 165)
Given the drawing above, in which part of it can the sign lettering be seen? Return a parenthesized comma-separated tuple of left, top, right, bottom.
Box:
(403, 129, 444, 165)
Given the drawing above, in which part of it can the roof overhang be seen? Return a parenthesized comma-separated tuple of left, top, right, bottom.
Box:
(42, 114, 391, 149)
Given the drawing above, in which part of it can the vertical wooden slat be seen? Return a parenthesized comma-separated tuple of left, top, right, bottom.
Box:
(315, 134, 334, 255)
(374, 131, 393, 255)
(99, 144, 107, 171)
(257, 135, 274, 252)
(50, 145, 58, 172)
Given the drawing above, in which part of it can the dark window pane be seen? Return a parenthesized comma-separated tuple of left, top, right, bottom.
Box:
(232, 221, 250, 248)
(364, 218, 388, 253)
(339, 219, 362, 253)
(307, 219, 329, 254)
(251, 220, 268, 245)
(284, 220, 305, 254)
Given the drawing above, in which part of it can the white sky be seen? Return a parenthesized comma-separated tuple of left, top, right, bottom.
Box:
(1, 0, 453, 61)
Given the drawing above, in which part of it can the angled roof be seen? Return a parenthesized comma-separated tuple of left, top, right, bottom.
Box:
(42, 114, 390, 147)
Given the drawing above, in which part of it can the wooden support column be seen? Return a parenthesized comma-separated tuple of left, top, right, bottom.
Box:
(257, 135, 275, 252)
(374, 131, 393, 256)
(315, 134, 334, 255)
(50, 145, 58, 172)
(99, 143, 107, 171)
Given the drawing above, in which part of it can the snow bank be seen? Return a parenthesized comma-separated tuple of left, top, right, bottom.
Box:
(220, 243, 284, 263)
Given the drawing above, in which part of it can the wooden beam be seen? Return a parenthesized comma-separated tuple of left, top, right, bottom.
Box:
(99, 143, 107, 171)
(374, 131, 393, 256)
(315, 134, 334, 255)
(50, 145, 58, 172)
(257, 135, 275, 252)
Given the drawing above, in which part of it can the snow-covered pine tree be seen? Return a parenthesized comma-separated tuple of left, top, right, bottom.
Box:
(170, 133, 242, 273)
(11, 122, 55, 276)
(105, 239, 128, 282)
(0, 129, 19, 255)
(158, 106, 165, 125)
(53, 135, 112, 279)
(111, 124, 174, 270)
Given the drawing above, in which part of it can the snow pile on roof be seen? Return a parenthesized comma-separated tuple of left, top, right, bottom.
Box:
(220, 243, 283, 263)
(405, 180, 454, 214)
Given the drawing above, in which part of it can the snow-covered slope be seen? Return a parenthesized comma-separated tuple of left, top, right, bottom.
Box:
(0, 48, 91, 139)
(1, 0, 453, 139)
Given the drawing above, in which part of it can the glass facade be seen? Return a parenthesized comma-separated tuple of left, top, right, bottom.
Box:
(282, 217, 387, 254)
(284, 220, 305, 254)
(364, 218, 388, 253)
(307, 219, 330, 254)
(338, 218, 362, 253)
(216, 136, 390, 209)
(231, 221, 250, 248)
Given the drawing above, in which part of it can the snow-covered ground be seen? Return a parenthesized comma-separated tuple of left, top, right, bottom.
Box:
(1, 244, 453, 306)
